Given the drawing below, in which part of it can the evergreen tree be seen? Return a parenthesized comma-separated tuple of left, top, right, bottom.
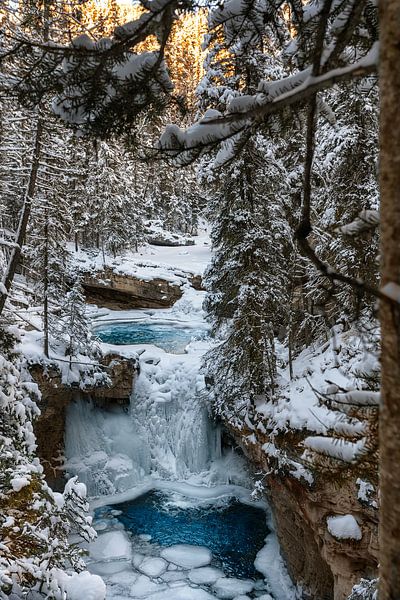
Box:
(0, 331, 104, 599)
(57, 276, 99, 363)
(203, 139, 291, 421)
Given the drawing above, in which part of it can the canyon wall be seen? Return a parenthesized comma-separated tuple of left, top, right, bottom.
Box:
(224, 426, 378, 600)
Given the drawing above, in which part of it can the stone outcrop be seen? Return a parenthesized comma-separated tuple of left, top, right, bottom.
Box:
(83, 269, 184, 309)
(147, 233, 195, 247)
(30, 354, 139, 490)
(223, 427, 378, 600)
(189, 274, 204, 291)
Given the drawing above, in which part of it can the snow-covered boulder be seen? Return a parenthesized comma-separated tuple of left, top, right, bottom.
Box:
(326, 515, 362, 541)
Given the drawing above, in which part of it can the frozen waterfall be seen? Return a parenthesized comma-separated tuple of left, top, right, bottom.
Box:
(64, 345, 222, 497)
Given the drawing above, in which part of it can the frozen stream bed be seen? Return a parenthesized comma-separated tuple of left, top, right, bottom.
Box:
(86, 488, 284, 600)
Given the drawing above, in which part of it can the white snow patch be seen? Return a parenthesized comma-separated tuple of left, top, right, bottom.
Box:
(55, 570, 106, 600)
(255, 533, 297, 600)
(10, 476, 30, 492)
(356, 478, 377, 508)
(326, 514, 362, 540)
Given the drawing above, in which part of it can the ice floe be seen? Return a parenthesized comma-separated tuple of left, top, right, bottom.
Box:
(160, 544, 212, 569)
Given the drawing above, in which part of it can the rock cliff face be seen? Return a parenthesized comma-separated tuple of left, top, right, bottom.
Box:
(30, 354, 139, 490)
(83, 270, 184, 309)
(224, 427, 378, 600)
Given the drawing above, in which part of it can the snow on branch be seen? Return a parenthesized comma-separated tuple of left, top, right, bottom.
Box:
(159, 42, 378, 164)
(330, 390, 380, 408)
(159, 109, 248, 165)
(216, 42, 379, 124)
(303, 435, 367, 462)
(337, 209, 380, 236)
(1, 0, 180, 136)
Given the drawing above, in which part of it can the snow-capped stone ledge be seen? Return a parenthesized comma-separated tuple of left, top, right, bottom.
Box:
(83, 270, 184, 310)
(326, 515, 362, 541)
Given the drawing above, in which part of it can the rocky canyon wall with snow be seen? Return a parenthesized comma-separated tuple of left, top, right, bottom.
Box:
(223, 423, 378, 600)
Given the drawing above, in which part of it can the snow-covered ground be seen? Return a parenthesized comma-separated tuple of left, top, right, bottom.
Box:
(70, 227, 212, 284)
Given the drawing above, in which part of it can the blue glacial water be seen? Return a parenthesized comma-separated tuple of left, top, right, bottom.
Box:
(93, 322, 208, 353)
(97, 490, 268, 579)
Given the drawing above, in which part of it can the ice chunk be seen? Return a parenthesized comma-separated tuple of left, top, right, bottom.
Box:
(212, 577, 254, 599)
(326, 514, 362, 540)
(145, 586, 215, 599)
(108, 570, 139, 586)
(160, 544, 212, 568)
(90, 531, 132, 561)
(161, 571, 188, 582)
(89, 559, 131, 576)
(189, 566, 224, 584)
(139, 557, 168, 578)
(132, 552, 145, 567)
(130, 574, 164, 597)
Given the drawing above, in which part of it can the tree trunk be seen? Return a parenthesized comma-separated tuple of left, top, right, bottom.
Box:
(43, 207, 49, 358)
(379, 2, 400, 598)
(0, 118, 43, 317)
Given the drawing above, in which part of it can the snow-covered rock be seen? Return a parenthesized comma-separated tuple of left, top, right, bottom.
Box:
(160, 544, 212, 568)
(326, 515, 362, 540)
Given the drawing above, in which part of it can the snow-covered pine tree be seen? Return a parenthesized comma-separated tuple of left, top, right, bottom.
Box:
(203, 137, 291, 420)
(82, 139, 144, 255)
(57, 276, 99, 362)
(302, 81, 380, 337)
(199, 2, 292, 419)
(25, 121, 74, 357)
(0, 330, 105, 599)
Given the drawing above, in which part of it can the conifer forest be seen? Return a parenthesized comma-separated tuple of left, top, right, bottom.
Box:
(0, 1, 399, 599)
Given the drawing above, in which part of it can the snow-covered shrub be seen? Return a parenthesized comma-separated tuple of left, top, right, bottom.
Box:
(348, 578, 378, 600)
(0, 336, 105, 599)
